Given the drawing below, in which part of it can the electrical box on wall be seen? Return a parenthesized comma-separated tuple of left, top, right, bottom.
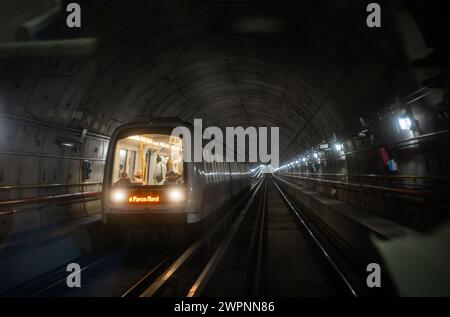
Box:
(388, 159, 398, 172)
(82, 160, 93, 180)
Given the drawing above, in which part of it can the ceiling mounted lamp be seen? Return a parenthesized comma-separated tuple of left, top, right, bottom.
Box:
(60, 141, 75, 148)
(398, 108, 418, 131)
(57, 138, 80, 148)
(398, 115, 412, 130)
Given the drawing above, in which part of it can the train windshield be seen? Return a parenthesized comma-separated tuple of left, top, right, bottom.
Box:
(112, 134, 184, 186)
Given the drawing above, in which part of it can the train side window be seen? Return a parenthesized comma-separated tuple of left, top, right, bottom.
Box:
(112, 133, 184, 186)
(212, 160, 217, 183)
(119, 149, 128, 172)
(217, 162, 222, 182)
(203, 161, 209, 184)
(208, 162, 212, 184)
(203, 153, 211, 184)
(216, 160, 221, 182)
(218, 162, 223, 182)
(216, 161, 221, 182)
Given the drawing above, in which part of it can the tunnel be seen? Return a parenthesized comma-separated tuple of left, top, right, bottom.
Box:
(0, 0, 449, 300)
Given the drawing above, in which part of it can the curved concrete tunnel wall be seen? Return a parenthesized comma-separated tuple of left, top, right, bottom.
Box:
(0, 1, 449, 292)
(1, 1, 448, 223)
(0, 115, 106, 237)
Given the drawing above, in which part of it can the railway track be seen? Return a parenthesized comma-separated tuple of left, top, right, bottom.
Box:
(2, 180, 259, 297)
(270, 180, 358, 296)
(3, 244, 183, 297)
(121, 179, 264, 297)
(128, 176, 360, 297)
(5, 177, 362, 297)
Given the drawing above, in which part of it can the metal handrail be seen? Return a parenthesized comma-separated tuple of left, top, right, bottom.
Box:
(0, 181, 102, 191)
(281, 173, 450, 181)
(0, 150, 106, 161)
(0, 112, 111, 141)
(0, 191, 101, 208)
(280, 174, 449, 202)
(286, 129, 449, 164)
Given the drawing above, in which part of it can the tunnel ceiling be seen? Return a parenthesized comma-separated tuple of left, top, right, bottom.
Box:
(0, 0, 413, 160)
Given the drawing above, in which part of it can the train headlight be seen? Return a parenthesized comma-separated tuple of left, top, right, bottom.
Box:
(111, 190, 126, 203)
(169, 189, 184, 202)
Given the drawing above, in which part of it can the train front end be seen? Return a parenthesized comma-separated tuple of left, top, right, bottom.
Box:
(102, 121, 197, 225)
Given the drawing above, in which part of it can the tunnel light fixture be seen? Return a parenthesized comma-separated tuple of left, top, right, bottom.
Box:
(313, 153, 318, 159)
(334, 143, 343, 151)
(398, 116, 412, 130)
(128, 135, 152, 144)
(60, 141, 75, 148)
(57, 138, 78, 148)
(302, 157, 306, 162)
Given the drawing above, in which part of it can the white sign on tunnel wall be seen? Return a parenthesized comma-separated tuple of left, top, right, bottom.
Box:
(171, 119, 280, 169)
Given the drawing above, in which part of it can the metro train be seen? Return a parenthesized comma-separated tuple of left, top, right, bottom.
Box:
(102, 118, 252, 227)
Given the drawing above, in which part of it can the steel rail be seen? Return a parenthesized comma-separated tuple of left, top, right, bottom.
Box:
(186, 179, 265, 297)
(273, 180, 358, 297)
(140, 179, 264, 297)
(280, 174, 448, 201)
(121, 257, 171, 297)
(252, 179, 268, 296)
